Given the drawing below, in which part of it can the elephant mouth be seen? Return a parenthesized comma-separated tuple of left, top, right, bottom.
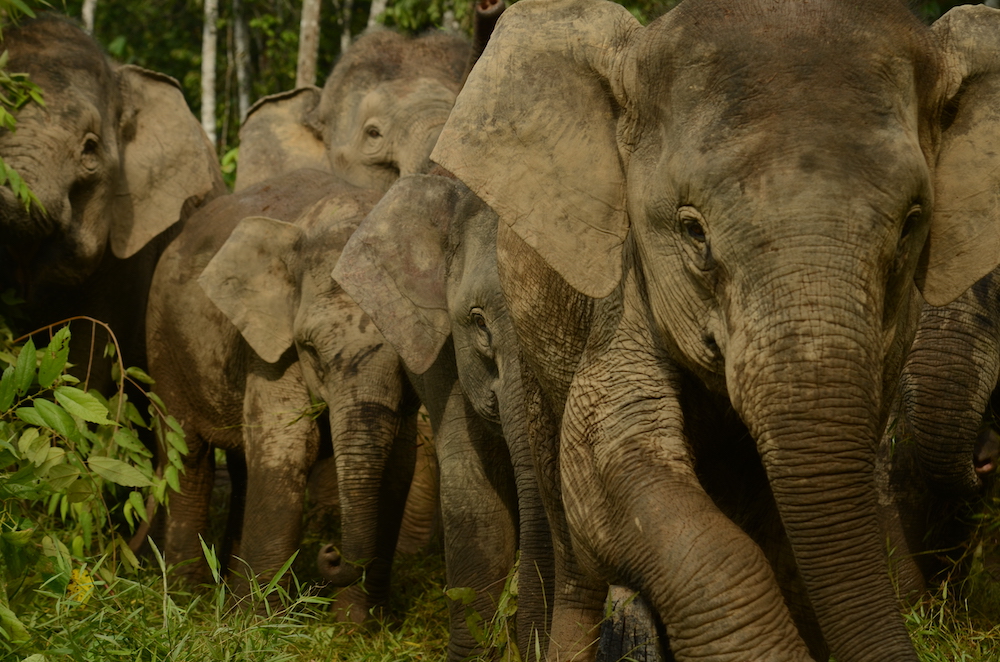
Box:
(974, 426, 999, 477)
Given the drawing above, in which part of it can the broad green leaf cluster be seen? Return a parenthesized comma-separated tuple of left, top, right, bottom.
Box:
(0, 323, 187, 654)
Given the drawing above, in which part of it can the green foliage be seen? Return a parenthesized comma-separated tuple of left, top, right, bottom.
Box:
(0, 0, 47, 213)
(0, 322, 185, 656)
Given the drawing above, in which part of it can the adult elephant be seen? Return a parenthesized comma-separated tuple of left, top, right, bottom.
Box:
(0, 16, 223, 390)
(427, 1, 1000, 661)
(147, 169, 419, 621)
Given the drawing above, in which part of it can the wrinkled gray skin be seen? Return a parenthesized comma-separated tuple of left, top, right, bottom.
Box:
(876, 270, 1000, 602)
(146, 169, 418, 620)
(0, 16, 223, 389)
(334, 173, 546, 659)
(233, 29, 470, 194)
(429, 1, 1000, 661)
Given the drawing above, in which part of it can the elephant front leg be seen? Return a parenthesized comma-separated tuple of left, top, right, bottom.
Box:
(436, 382, 518, 662)
(234, 357, 319, 603)
(560, 281, 813, 662)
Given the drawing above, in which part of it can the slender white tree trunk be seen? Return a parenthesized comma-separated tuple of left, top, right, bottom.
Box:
(233, 0, 251, 120)
(82, 0, 97, 33)
(297, 0, 322, 88)
(202, 0, 219, 145)
(367, 0, 387, 29)
(340, 0, 354, 54)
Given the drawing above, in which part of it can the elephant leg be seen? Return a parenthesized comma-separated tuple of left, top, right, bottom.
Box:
(221, 448, 247, 576)
(560, 279, 812, 662)
(395, 409, 440, 555)
(437, 381, 518, 661)
(314, 355, 418, 624)
(234, 356, 319, 602)
(518, 357, 601, 662)
(162, 429, 215, 584)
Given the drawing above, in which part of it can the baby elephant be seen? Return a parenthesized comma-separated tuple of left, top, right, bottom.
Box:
(147, 169, 419, 619)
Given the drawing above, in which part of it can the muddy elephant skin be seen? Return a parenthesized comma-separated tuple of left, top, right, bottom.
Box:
(428, 1, 1000, 661)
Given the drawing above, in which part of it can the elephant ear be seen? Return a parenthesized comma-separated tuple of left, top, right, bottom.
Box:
(234, 87, 327, 192)
(199, 216, 304, 364)
(112, 66, 224, 259)
(332, 174, 459, 374)
(431, 0, 640, 299)
(919, 5, 1000, 306)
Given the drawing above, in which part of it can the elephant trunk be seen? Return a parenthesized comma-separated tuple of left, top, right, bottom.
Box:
(462, 0, 506, 86)
(902, 288, 1000, 496)
(318, 393, 417, 620)
(727, 267, 915, 661)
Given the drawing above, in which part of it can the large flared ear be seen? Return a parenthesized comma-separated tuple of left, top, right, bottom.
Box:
(918, 5, 1000, 306)
(112, 66, 224, 259)
(431, 0, 640, 299)
(199, 216, 304, 364)
(333, 174, 463, 374)
(233, 87, 327, 192)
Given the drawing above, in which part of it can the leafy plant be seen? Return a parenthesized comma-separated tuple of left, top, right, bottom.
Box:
(0, 320, 186, 654)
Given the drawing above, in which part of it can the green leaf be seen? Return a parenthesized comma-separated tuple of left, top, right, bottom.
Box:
(166, 430, 188, 455)
(13, 338, 35, 395)
(0, 602, 28, 643)
(66, 479, 92, 503)
(33, 398, 78, 439)
(54, 386, 112, 425)
(15, 405, 47, 428)
(46, 463, 80, 490)
(87, 456, 152, 488)
(125, 366, 155, 385)
(37, 326, 70, 388)
(165, 464, 180, 492)
(16, 426, 43, 456)
(113, 428, 147, 455)
(0, 365, 15, 411)
(128, 490, 148, 522)
(446, 586, 478, 606)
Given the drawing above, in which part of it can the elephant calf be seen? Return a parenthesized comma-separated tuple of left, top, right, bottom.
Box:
(147, 169, 419, 620)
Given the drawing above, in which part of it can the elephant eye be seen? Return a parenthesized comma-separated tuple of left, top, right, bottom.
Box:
(470, 308, 493, 352)
(365, 125, 382, 139)
(678, 207, 708, 244)
(83, 136, 99, 154)
(900, 204, 923, 242)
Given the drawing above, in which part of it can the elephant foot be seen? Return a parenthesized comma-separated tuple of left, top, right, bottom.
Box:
(975, 427, 999, 477)
(332, 585, 383, 625)
(317, 542, 365, 586)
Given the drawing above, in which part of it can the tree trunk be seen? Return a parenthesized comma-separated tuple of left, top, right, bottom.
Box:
(296, 0, 321, 88)
(201, 0, 219, 145)
(233, 0, 251, 122)
(367, 0, 387, 29)
(340, 0, 354, 55)
(82, 0, 97, 33)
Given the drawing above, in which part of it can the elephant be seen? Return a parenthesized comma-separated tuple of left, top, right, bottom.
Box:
(873, 269, 1000, 603)
(333, 171, 550, 659)
(146, 169, 419, 621)
(0, 16, 224, 392)
(233, 22, 476, 193)
(423, 1, 1000, 661)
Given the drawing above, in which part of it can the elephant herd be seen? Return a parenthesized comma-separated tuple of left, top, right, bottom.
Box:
(3, 1, 1000, 661)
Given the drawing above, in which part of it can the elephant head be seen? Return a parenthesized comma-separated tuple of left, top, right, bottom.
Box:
(0, 16, 222, 303)
(198, 186, 419, 620)
(233, 30, 470, 193)
(432, 0, 1000, 660)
